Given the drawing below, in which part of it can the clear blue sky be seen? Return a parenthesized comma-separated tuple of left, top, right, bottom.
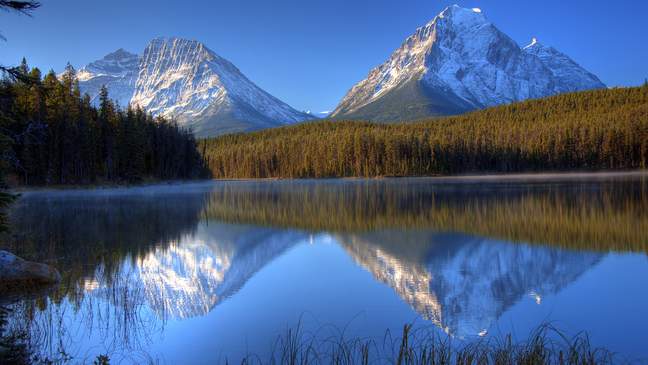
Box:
(1, 0, 647, 113)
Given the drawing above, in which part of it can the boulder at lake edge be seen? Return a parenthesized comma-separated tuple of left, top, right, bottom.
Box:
(0, 250, 61, 291)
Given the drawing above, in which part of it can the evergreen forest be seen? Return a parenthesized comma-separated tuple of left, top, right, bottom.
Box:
(201, 85, 648, 178)
(0, 60, 210, 187)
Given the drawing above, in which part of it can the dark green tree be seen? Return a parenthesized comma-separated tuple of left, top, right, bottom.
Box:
(0, 1, 40, 231)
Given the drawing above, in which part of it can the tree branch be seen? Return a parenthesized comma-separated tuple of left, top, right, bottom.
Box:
(0, 65, 37, 83)
(0, 1, 41, 14)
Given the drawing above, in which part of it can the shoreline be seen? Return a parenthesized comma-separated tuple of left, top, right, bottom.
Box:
(8, 179, 215, 195)
(9, 170, 647, 195)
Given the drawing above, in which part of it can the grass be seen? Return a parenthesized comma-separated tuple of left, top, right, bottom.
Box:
(0, 301, 626, 365)
(234, 323, 617, 365)
(0, 307, 30, 365)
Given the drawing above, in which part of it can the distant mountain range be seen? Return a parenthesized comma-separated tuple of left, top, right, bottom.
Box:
(76, 5, 605, 136)
(330, 5, 605, 121)
(76, 38, 312, 137)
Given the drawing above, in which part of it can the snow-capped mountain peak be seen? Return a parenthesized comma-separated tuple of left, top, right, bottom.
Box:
(331, 5, 605, 121)
(436, 4, 487, 24)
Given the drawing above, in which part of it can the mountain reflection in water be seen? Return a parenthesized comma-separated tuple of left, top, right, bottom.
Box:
(2, 176, 646, 363)
(339, 231, 602, 337)
(135, 224, 305, 319)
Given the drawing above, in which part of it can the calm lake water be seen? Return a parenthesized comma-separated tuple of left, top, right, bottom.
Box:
(3, 174, 648, 364)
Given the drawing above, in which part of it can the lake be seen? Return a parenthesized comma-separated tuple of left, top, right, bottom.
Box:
(2, 173, 648, 364)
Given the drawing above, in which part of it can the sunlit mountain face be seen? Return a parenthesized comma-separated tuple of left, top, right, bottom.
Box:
(3, 176, 647, 362)
(331, 5, 605, 122)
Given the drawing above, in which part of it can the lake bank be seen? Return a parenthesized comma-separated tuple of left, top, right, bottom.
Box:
(8, 179, 216, 196)
(10, 170, 647, 195)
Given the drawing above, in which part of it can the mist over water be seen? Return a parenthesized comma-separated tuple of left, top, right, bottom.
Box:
(2, 174, 648, 364)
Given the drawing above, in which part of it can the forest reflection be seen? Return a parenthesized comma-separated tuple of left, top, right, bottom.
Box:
(203, 176, 648, 252)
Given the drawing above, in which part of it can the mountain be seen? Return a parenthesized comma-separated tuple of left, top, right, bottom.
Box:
(331, 5, 606, 122)
(131, 38, 312, 137)
(76, 48, 140, 108)
(76, 37, 311, 137)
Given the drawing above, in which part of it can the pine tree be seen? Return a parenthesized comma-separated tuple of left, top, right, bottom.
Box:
(0, 127, 15, 232)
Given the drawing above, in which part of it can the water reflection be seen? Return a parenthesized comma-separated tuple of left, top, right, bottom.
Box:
(2, 176, 646, 362)
(339, 231, 602, 337)
(203, 177, 648, 252)
(7, 188, 211, 287)
(136, 223, 305, 319)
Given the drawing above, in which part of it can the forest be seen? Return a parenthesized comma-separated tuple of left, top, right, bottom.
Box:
(0, 60, 210, 186)
(201, 85, 648, 178)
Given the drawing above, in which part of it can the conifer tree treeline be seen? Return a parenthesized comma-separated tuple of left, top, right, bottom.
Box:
(0, 0, 41, 232)
(0, 60, 210, 186)
(201, 86, 648, 178)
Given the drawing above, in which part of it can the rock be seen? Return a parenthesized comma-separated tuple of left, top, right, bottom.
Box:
(0, 250, 61, 290)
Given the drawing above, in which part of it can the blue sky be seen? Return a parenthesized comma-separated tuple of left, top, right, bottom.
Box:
(1, 0, 647, 113)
